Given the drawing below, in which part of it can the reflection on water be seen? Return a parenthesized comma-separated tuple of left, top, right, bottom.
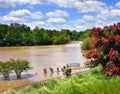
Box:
(0, 42, 85, 91)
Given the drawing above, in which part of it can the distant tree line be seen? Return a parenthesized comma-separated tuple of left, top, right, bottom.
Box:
(0, 23, 92, 46)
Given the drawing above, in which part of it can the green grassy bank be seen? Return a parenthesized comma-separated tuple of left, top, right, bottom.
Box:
(2, 68, 120, 94)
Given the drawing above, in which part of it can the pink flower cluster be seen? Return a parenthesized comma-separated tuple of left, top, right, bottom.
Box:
(108, 48, 116, 60)
(85, 22, 120, 76)
(105, 63, 120, 76)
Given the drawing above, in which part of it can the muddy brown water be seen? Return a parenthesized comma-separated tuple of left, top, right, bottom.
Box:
(0, 42, 86, 91)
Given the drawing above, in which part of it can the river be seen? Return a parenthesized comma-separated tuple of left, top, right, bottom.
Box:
(0, 41, 85, 69)
(0, 41, 86, 91)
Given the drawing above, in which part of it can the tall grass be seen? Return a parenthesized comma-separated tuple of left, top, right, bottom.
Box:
(2, 69, 120, 94)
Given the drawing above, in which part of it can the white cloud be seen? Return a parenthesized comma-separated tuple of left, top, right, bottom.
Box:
(46, 10, 69, 18)
(83, 15, 96, 22)
(0, 0, 107, 13)
(0, 0, 49, 8)
(115, 2, 120, 8)
(49, 0, 106, 12)
(26, 21, 46, 29)
(75, 25, 85, 30)
(2, 9, 43, 22)
(72, 19, 86, 24)
(47, 18, 66, 24)
(0, 0, 15, 8)
(75, 0, 106, 12)
(31, 11, 43, 19)
(2, 9, 31, 21)
(94, 20, 106, 27)
(46, 10, 68, 24)
(62, 24, 71, 29)
(97, 9, 120, 21)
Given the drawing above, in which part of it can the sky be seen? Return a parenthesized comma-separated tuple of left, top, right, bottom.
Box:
(0, 0, 120, 31)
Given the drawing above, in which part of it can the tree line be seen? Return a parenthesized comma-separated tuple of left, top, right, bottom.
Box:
(0, 23, 91, 46)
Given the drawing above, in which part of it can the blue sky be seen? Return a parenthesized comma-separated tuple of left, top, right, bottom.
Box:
(0, 0, 120, 31)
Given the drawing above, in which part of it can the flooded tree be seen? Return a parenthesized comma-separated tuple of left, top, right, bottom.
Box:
(10, 59, 31, 79)
(0, 61, 12, 80)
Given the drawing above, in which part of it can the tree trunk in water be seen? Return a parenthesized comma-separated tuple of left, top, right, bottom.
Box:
(3, 71, 9, 80)
(15, 70, 22, 79)
(17, 74, 21, 79)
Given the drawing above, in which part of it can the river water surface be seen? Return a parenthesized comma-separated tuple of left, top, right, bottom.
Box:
(0, 42, 86, 91)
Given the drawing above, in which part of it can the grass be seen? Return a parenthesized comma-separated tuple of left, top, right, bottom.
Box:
(2, 68, 120, 94)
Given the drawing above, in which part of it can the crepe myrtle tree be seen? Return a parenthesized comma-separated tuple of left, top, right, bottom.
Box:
(85, 22, 120, 76)
(10, 59, 31, 79)
(0, 61, 13, 80)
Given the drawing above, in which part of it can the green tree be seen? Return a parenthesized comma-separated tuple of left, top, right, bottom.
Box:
(0, 61, 12, 80)
(10, 59, 31, 79)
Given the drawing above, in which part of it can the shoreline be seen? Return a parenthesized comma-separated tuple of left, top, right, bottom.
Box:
(0, 41, 87, 91)
(0, 68, 90, 92)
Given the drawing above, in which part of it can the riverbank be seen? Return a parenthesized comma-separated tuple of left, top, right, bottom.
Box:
(0, 68, 90, 92)
(2, 68, 120, 94)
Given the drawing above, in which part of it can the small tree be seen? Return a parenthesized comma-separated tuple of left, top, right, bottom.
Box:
(0, 61, 12, 80)
(10, 59, 31, 79)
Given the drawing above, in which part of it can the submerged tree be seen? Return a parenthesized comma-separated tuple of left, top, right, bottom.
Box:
(10, 59, 31, 79)
(0, 61, 12, 80)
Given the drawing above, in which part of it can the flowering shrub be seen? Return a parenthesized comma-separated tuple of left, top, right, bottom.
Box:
(85, 22, 120, 76)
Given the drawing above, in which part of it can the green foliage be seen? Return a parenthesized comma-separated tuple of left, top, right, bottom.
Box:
(0, 59, 30, 80)
(52, 33, 70, 44)
(80, 29, 93, 41)
(0, 23, 89, 46)
(0, 61, 13, 80)
(2, 69, 120, 94)
(81, 37, 92, 50)
(10, 59, 30, 79)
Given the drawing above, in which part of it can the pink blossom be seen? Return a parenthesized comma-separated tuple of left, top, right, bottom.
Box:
(102, 38, 108, 44)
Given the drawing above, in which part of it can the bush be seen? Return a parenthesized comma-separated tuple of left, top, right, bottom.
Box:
(81, 37, 92, 50)
(85, 22, 120, 76)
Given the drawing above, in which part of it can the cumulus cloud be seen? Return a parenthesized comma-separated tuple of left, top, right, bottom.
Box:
(26, 21, 46, 29)
(83, 15, 96, 22)
(97, 9, 120, 21)
(2, 9, 30, 21)
(72, 19, 85, 24)
(0, 0, 107, 13)
(49, 0, 106, 12)
(0, 0, 49, 8)
(47, 18, 66, 24)
(46, 10, 68, 24)
(2, 9, 43, 21)
(115, 2, 120, 8)
(94, 20, 106, 27)
(31, 12, 43, 19)
(46, 10, 69, 18)
(0, 0, 15, 8)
